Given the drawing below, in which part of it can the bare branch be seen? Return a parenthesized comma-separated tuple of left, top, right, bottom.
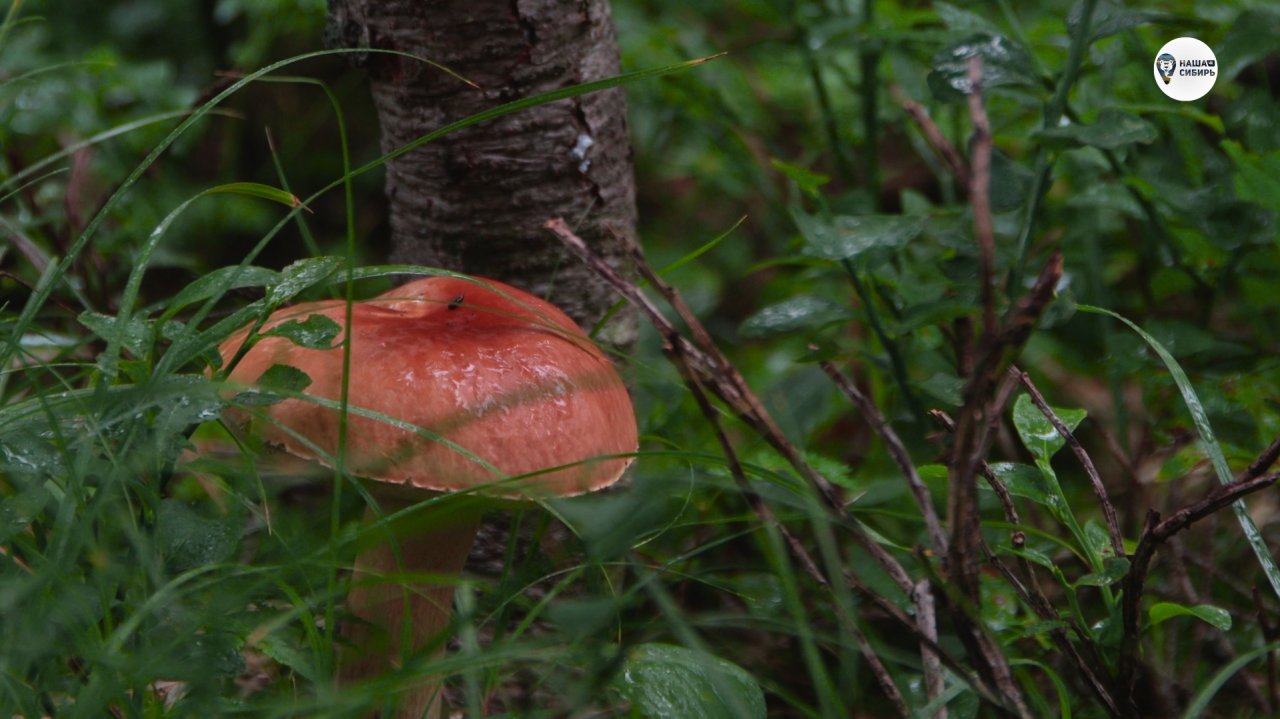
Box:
(891, 84, 970, 190)
(915, 579, 948, 719)
(545, 217, 1023, 714)
(1243, 432, 1280, 482)
(1015, 368, 1125, 556)
(820, 361, 948, 554)
(546, 218, 919, 593)
(966, 55, 997, 342)
(1119, 472, 1280, 708)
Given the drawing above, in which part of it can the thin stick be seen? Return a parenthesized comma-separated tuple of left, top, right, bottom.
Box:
(1015, 368, 1125, 557)
(547, 218, 920, 593)
(915, 579, 948, 719)
(966, 55, 998, 342)
(1255, 586, 1279, 712)
(679, 343, 913, 717)
(820, 360, 947, 554)
(1118, 472, 1280, 707)
(547, 218, 1018, 713)
(678, 342, 828, 589)
(892, 84, 970, 191)
(1242, 432, 1280, 482)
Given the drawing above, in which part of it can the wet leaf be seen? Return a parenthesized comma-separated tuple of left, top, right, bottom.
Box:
(1222, 140, 1280, 212)
(917, 372, 964, 407)
(615, 643, 766, 719)
(1219, 9, 1280, 80)
(156, 499, 243, 572)
(770, 158, 829, 197)
(263, 313, 342, 349)
(232, 363, 312, 407)
(1037, 110, 1158, 150)
(1076, 556, 1130, 587)
(268, 257, 342, 304)
(79, 311, 150, 358)
(989, 148, 1033, 213)
(1012, 394, 1087, 462)
(987, 462, 1054, 507)
(927, 33, 1036, 102)
(1148, 602, 1232, 632)
(1069, 0, 1166, 43)
(167, 265, 282, 315)
(794, 209, 925, 262)
(738, 295, 851, 339)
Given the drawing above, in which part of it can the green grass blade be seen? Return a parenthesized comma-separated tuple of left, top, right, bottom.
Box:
(0, 109, 236, 195)
(94, 182, 301, 382)
(1182, 640, 1280, 718)
(1079, 304, 1280, 601)
(0, 0, 23, 56)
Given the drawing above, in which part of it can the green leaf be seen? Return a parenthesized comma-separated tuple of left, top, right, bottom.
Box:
(738, 296, 851, 339)
(546, 598, 620, 639)
(1084, 519, 1118, 559)
(1080, 304, 1280, 602)
(165, 265, 282, 315)
(793, 209, 925, 262)
(1036, 110, 1158, 150)
(1222, 140, 1280, 212)
(615, 643, 766, 719)
(268, 256, 343, 304)
(255, 633, 323, 684)
(232, 363, 312, 407)
(155, 499, 244, 573)
(770, 158, 829, 197)
(1068, 0, 1165, 43)
(207, 181, 303, 209)
(926, 33, 1036, 102)
(725, 573, 785, 619)
(1012, 394, 1087, 462)
(79, 311, 150, 359)
(1148, 602, 1232, 632)
(1076, 556, 1130, 587)
(988, 148, 1034, 213)
(551, 474, 681, 560)
(0, 483, 52, 543)
(917, 372, 964, 407)
(986, 462, 1055, 507)
(1218, 9, 1280, 80)
(263, 314, 342, 349)
(1184, 640, 1280, 718)
(934, 2, 1001, 33)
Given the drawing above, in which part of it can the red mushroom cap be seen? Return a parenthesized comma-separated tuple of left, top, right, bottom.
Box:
(218, 276, 637, 498)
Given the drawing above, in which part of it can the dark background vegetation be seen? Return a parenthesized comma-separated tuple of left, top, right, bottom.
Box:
(3, 0, 1280, 717)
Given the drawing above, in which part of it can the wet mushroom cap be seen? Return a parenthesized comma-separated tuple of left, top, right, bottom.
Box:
(218, 276, 637, 498)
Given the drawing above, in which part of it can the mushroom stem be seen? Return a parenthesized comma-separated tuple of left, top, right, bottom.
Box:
(340, 492, 481, 719)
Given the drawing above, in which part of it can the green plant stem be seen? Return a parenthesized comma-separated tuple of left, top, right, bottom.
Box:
(840, 259, 923, 421)
(790, 1, 853, 186)
(1010, 0, 1097, 291)
(860, 0, 880, 209)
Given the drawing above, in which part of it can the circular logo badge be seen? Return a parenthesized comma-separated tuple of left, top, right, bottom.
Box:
(1153, 37, 1217, 101)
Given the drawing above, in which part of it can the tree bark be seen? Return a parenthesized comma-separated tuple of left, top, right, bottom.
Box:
(326, 0, 638, 348)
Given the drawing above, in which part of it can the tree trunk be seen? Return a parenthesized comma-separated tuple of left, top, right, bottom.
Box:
(326, 0, 638, 348)
(324, 2, 638, 713)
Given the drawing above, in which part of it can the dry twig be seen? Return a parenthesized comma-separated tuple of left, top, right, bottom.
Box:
(1015, 368, 1125, 556)
(891, 84, 970, 190)
(966, 56, 997, 342)
(1118, 472, 1280, 708)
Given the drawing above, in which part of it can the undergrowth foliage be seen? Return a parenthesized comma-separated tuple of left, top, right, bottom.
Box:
(3, 1, 1280, 718)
